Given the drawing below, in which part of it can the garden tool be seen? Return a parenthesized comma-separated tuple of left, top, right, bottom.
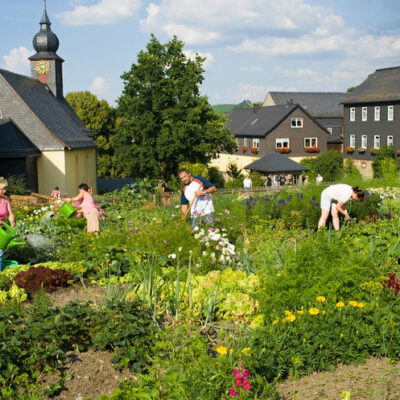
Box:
(182, 196, 197, 220)
(0, 223, 25, 250)
(60, 202, 76, 218)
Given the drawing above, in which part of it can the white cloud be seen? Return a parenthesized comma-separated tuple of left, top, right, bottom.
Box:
(139, 0, 343, 45)
(2, 47, 34, 75)
(235, 83, 266, 102)
(183, 49, 214, 69)
(89, 77, 109, 97)
(58, 0, 141, 26)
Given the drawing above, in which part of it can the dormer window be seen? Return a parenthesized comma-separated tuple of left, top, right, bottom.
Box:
(291, 118, 303, 128)
(251, 118, 258, 125)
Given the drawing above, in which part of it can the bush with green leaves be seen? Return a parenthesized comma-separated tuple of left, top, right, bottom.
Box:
(301, 151, 343, 182)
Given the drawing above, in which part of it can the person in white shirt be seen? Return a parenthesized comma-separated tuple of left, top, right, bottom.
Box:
(316, 173, 323, 185)
(179, 169, 217, 227)
(318, 184, 364, 230)
(243, 176, 252, 194)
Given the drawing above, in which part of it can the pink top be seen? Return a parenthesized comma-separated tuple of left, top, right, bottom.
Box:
(80, 191, 97, 214)
(0, 196, 8, 222)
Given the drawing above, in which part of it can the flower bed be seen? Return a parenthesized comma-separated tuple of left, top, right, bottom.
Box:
(275, 147, 291, 153)
(305, 146, 320, 153)
(346, 146, 355, 153)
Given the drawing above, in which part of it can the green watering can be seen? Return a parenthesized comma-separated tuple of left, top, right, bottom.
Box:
(60, 203, 76, 218)
(0, 223, 25, 251)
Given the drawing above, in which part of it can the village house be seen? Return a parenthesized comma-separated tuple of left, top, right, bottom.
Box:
(210, 103, 331, 173)
(0, 5, 96, 195)
(342, 66, 400, 178)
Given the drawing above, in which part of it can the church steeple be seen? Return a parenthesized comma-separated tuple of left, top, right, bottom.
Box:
(29, 0, 64, 98)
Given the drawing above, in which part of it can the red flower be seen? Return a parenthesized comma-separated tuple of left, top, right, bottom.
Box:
(229, 387, 238, 397)
(243, 380, 251, 391)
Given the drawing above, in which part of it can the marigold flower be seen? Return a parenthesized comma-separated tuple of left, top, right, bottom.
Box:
(357, 302, 365, 308)
(336, 301, 345, 308)
(216, 346, 227, 356)
(317, 296, 326, 302)
(272, 318, 279, 325)
(284, 314, 296, 322)
(309, 307, 319, 315)
(296, 310, 304, 314)
(241, 347, 250, 354)
(349, 301, 358, 307)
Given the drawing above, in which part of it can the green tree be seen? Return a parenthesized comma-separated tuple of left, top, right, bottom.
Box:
(301, 151, 343, 182)
(234, 99, 252, 109)
(66, 91, 117, 177)
(113, 35, 235, 179)
(372, 145, 396, 178)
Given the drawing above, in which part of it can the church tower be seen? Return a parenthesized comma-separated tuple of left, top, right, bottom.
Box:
(29, 0, 64, 98)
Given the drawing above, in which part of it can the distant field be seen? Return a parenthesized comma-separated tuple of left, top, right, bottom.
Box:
(211, 104, 236, 114)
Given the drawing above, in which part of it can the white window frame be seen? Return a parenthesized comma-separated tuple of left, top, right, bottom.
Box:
(327, 127, 333, 134)
(361, 135, 367, 149)
(374, 135, 381, 150)
(252, 138, 260, 148)
(362, 107, 368, 121)
(243, 138, 248, 147)
(388, 105, 394, 121)
(387, 135, 394, 146)
(304, 137, 318, 148)
(374, 106, 380, 121)
(290, 118, 303, 128)
(374, 135, 380, 149)
(350, 135, 355, 148)
(276, 138, 290, 148)
(350, 107, 355, 122)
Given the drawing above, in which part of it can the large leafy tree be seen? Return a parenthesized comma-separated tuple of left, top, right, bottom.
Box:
(114, 35, 235, 179)
(66, 91, 117, 177)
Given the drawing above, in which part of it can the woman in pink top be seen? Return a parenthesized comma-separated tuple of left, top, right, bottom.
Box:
(67, 183, 99, 233)
(0, 178, 15, 271)
(0, 178, 15, 227)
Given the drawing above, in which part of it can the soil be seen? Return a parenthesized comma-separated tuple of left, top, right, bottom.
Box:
(277, 357, 400, 400)
(40, 350, 135, 400)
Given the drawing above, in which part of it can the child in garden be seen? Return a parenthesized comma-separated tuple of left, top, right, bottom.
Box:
(318, 184, 364, 230)
(66, 183, 99, 233)
(51, 186, 61, 199)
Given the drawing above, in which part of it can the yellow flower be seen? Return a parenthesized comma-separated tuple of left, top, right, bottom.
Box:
(349, 301, 358, 307)
(216, 346, 227, 356)
(309, 307, 319, 315)
(241, 347, 250, 355)
(272, 318, 279, 325)
(230, 349, 234, 354)
(317, 296, 326, 302)
(296, 310, 304, 315)
(285, 310, 293, 316)
(340, 333, 344, 338)
(303, 338, 306, 342)
(357, 302, 365, 308)
(322, 310, 326, 315)
(284, 314, 296, 322)
(336, 301, 345, 308)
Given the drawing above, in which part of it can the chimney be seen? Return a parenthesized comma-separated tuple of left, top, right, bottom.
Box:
(252, 103, 261, 113)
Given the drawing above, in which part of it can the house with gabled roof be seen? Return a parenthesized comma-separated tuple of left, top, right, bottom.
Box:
(0, 4, 96, 195)
(263, 91, 345, 151)
(210, 103, 331, 173)
(342, 66, 400, 177)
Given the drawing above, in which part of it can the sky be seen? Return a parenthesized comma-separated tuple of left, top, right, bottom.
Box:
(1, 0, 400, 106)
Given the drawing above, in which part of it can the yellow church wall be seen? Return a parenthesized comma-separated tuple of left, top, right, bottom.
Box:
(37, 151, 67, 196)
(65, 148, 97, 195)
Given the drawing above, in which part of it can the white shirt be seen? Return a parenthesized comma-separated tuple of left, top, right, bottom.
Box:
(182, 178, 214, 216)
(324, 184, 353, 204)
(316, 175, 323, 184)
(243, 178, 252, 188)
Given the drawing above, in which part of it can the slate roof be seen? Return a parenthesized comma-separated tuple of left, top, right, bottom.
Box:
(227, 109, 254, 132)
(0, 119, 41, 158)
(267, 92, 345, 116)
(228, 104, 298, 137)
(245, 152, 308, 174)
(342, 66, 400, 104)
(0, 69, 95, 150)
(327, 133, 343, 144)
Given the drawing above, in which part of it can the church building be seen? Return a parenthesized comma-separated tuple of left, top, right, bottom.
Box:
(0, 4, 97, 195)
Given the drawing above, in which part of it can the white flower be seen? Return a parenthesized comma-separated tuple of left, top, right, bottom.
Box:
(117, 215, 122, 219)
(178, 247, 182, 252)
(202, 251, 207, 256)
(168, 253, 177, 260)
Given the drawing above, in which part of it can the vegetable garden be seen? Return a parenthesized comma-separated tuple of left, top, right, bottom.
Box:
(1, 182, 400, 399)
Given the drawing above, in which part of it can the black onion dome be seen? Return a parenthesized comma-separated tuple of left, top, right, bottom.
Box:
(32, 9, 59, 54)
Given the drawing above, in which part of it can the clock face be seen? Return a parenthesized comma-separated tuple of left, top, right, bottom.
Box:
(36, 60, 50, 74)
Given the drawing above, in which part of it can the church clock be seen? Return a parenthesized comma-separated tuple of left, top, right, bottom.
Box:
(35, 60, 50, 74)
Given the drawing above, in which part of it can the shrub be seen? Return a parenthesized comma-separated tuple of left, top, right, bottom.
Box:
(14, 266, 73, 293)
(372, 145, 396, 178)
(301, 151, 343, 182)
(207, 166, 225, 188)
